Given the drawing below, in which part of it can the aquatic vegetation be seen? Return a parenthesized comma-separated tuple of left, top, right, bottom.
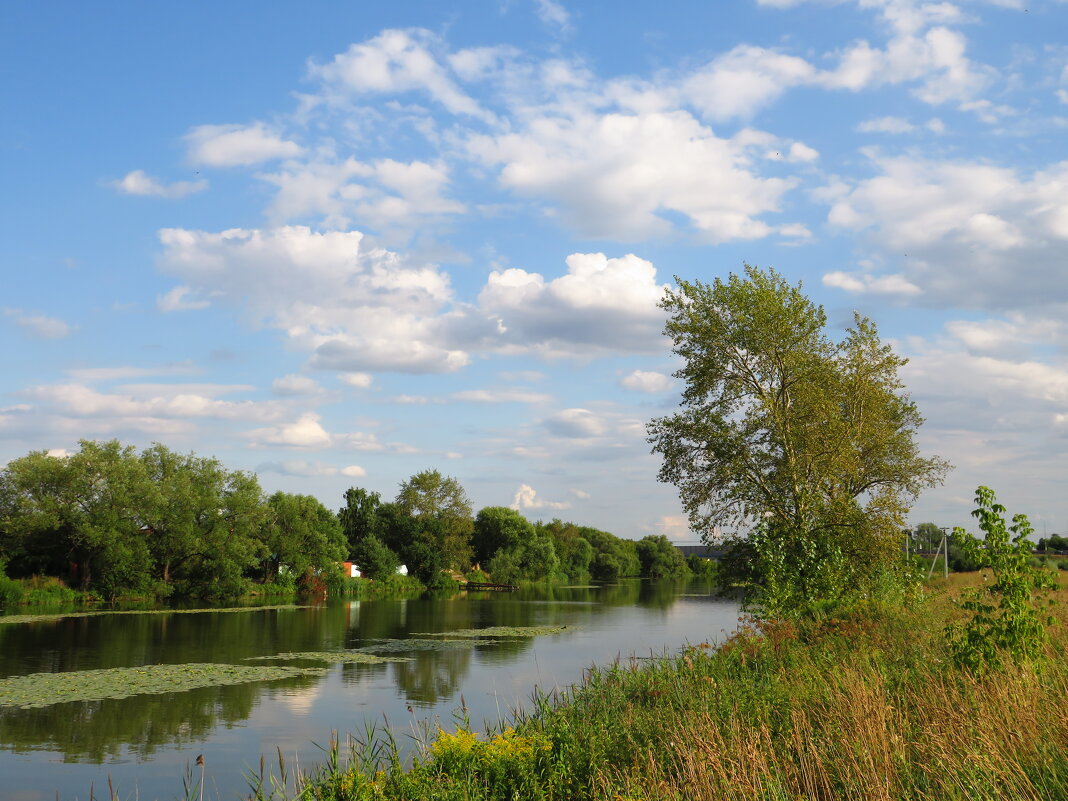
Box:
(0, 604, 307, 626)
(247, 651, 410, 664)
(355, 638, 507, 653)
(416, 625, 571, 638)
(0, 663, 327, 709)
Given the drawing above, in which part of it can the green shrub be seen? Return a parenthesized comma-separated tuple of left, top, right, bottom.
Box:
(948, 486, 1057, 674)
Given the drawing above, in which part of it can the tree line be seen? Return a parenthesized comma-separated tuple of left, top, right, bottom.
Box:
(0, 440, 695, 602)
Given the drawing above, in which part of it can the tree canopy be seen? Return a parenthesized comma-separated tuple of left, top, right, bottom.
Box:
(648, 265, 949, 612)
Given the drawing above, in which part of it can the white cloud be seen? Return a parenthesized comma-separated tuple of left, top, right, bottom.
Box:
(682, 45, 817, 121)
(111, 170, 207, 198)
(787, 142, 820, 162)
(468, 110, 795, 242)
(309, 29, 491, 121)
(570, 488, 591, 499)
(157, 285, 210, 312)
(620, 370, 675, 393)
(256, 460, 366, 478)
(822, 270, 922, 295)
(534, 0, 571, 30)
(543, 408, 606, 438)
(65, 363, 196, 382)
(25, 382, 283, 423)
(510, 483, 571, 511)
(157, 225, 473, 374)
(4, 309, 73, 340)
(450, 389, 552, 404)
(339, 372, 373, 388)
(259, 157, 464, 229)
(271, 374, 323, 396)
(856, 115, 916, 133)
(824, 155, 1068, 307)
(186, 123, 302, 167)
(245, 412, 332, 448)
(479, 252, 669, 353)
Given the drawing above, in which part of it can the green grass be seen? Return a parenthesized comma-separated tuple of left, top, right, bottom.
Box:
(234, 574, 1068, 801)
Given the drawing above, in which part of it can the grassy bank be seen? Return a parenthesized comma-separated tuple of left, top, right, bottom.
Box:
(244, 573, 1068, 801)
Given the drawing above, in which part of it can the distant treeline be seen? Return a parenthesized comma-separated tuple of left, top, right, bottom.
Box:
(0, 440, 702, 602)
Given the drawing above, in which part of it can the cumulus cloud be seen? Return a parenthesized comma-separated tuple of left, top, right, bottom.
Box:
(4, 309, 73, 340)
(468, 111, 795, 242)
(480, 252, 669, 353)
(510, 483, 571, 511)
(823, 155, 1068, 308)
(339, 372, 373, 388)
(620, 370, 675, 393)
(111, 170, 207, 198)
(244, 412, 332, 448)
(259, 157, 464, 229)
(186, 123, 302, 167)
(157, 225, 472, 374)
(309, 28, 492, 121)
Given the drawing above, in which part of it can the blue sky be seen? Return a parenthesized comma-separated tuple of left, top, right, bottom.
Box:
(4, 0, 1068, 539)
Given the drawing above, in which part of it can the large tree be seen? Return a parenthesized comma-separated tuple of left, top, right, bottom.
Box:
(396, 470, 474, 572)
(648, 265, 948, 612)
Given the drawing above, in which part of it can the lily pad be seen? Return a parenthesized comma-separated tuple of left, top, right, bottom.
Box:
(0, 662, 327, 709)
(247, 651, 409, 664)
(354, 638, 507, 653)
(415, 625, 572, 638)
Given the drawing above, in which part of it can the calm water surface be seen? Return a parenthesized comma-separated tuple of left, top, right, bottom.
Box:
(0, 580, 739, 801)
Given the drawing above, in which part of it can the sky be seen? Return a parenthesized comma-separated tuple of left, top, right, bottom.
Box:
(3, 0, 1068, 541)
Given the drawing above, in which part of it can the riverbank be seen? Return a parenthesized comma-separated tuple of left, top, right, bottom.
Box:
(250, 573, 1068, 801)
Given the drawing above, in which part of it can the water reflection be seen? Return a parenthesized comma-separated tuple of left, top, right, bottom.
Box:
(0, 579, 735, 800)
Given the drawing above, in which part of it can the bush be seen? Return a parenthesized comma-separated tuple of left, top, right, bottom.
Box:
(352, 535, 401, 581)
(948, 486, 1057, 674)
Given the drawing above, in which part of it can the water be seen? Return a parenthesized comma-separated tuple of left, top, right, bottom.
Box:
(0, 580, 739, 801)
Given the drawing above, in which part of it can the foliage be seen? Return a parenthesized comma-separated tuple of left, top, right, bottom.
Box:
(635, 534, 691, 579)
(396, 470, 474, 572)
(948, 486, 1057, 674)
(262, 492, 347, 583)
(649, 265, 948, 615)
(337, 487, 384, 557)
(686, 555, 718, 581)
(472, 507, 533, 566)
(351, 534, 401, 581)
(1037, 533, 1068, 553)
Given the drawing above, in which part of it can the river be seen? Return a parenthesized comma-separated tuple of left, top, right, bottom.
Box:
(0, 580, 740, 801)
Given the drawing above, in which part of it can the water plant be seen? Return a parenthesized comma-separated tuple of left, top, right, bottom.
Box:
(247, 651, 410, 665)
(0, 663, 327, 709)
(415, 625, 571, 638)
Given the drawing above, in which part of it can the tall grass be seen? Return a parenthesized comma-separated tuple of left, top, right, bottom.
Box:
(240, 573, 1068, 801)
